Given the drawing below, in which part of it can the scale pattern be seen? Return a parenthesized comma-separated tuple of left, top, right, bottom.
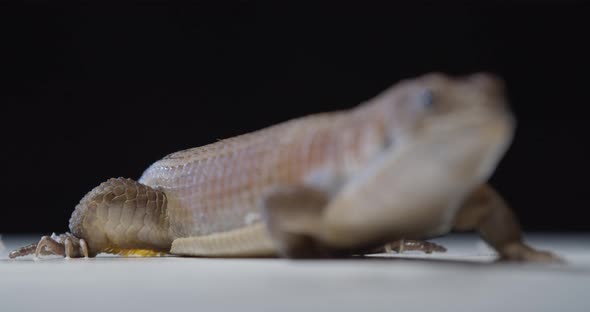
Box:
(138, 109, 389, 240)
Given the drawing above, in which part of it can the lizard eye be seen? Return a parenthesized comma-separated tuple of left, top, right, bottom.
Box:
(419, 89, 434, 109)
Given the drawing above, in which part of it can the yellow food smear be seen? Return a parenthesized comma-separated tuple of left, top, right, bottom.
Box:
(102, 247, 167, 257)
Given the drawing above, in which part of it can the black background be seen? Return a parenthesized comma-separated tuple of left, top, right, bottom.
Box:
(1, 1, 588, 233)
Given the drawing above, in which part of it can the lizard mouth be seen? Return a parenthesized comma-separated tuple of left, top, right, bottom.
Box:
(427, 112, 515, 182)
(386, 108, 516, 192)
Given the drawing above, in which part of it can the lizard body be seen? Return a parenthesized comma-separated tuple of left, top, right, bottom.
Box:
(10, 73, 560, 262)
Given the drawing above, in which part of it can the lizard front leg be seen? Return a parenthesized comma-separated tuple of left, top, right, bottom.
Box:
(262, 186, 334, 258)
(453, 184, 562, 262)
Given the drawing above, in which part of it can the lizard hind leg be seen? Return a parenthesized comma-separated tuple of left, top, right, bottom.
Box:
(68, 177, 173, 258)
(9, 232, 88, 259)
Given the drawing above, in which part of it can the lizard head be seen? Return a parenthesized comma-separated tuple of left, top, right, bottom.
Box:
(376, 72, 513, 139)
(372, 72, 516, 184)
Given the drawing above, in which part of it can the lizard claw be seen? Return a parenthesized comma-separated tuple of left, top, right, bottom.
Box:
(498, 243, 565, 263)
(383, 239, 447, 254)
(8, 242, 37, 259)
(35, 234, 65, 258)
(9, 233, 89, 259)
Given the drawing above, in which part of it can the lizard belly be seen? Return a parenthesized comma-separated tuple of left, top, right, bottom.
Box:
(145, 174, 280, 256)
(169, 222, 276, 257)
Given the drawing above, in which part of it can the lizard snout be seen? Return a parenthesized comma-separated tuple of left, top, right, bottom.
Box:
(467, 72, 507, 99)
(464, 72, 513, 125)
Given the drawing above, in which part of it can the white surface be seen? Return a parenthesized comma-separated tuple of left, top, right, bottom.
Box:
(1, 233, 589, 312)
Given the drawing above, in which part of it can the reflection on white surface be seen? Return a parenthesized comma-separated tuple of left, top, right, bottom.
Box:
(0, 233, 589, 312)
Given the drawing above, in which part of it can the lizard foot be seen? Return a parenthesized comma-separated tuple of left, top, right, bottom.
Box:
(9, 233, 89, 259)
(498, 242, 564, 263)
(372, 239, 447, 254)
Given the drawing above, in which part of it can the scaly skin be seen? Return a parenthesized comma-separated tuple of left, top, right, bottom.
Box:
(10, 72, 561, 262)
(71, 104, 391, 256)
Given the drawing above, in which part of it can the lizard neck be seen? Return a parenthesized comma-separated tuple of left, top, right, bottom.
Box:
(301, 98, 395, 191)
